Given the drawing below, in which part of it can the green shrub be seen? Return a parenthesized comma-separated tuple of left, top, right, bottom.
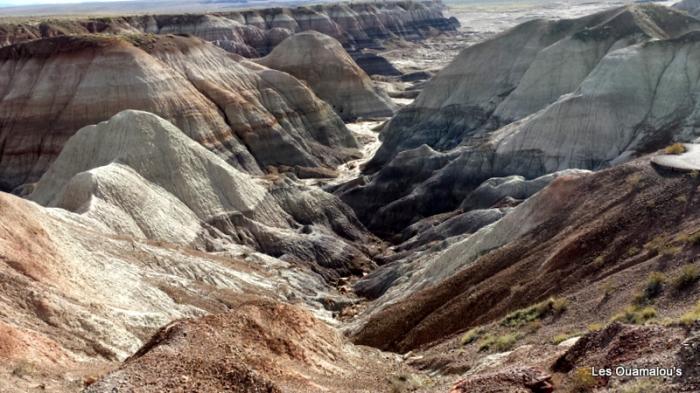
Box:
(612, 306, 657, 325)
(673, 265, 700, 291)
(478, 333, 519, 352)
(665, 143, 687, 155)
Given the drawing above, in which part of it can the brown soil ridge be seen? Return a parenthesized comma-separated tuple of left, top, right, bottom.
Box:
(353, 156, 700, 352)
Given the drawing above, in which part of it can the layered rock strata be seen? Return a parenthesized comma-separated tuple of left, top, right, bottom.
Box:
(258, 31, 396, 121)
(0, 34, 358, 192)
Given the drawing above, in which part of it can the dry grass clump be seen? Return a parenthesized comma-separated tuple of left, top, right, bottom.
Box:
(673, 265, 700, 291)
(679, 301, 700, 326)
(460, 327, 483, 346)
(500, 297, 568, 328)
(619, 378, 662, 393)
(644, 236, 681, 257)
(686, 231, 700, 246)
(551, 331, 581, 345)
(611, 305, 657, 325)
(477, 333, 519, 352)
(664, 143, 687, 155)
(570, 367, 597, 392)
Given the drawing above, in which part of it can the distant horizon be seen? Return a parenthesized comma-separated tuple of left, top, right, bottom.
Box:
(0, 0, 134, 6)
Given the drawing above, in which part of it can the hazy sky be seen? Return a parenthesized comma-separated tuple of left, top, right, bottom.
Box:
(0, 0, 131, 5)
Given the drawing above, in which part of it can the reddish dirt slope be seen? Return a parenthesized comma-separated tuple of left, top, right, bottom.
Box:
(85, 298, 409, 393)
(353, 157, 700, 352)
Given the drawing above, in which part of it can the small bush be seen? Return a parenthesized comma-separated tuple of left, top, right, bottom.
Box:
(587, 323, 604, 332)
(673, 265, 700, 291)
(552, 297, 569, 315)
(592, 256, 605, 268)
(460, 327, 483, 346)
(626, 246, 641, 258)
(570, 367, 597, 392)
(478, 333, 519, 352)
(500, 297, 568, 327)
(679, 301, 700, 326)
(634, 272, 666, 305)
(602, 282, 616, 299)
(665, 143, 687, 155)
(612, 306, 657, 325)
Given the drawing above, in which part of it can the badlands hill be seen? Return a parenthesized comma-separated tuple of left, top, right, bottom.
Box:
(342, 5, 700, 235)
(0, 34, 359, 193)
(2, 1, 700, 393)
(345, 152, 700, 392)
(29, 110, 376, 282)
(0, 107, 391, 391)
(0, 0, 459, 58)
(258, 31, 396, 120)
(367, 4, 700, 170)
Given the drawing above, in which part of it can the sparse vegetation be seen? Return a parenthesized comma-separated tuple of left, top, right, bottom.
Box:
(552, 331, 580, 345)
(587, 322, 604, 332)
(478, 333, 519, 352)
(664, 143, 687, 155)
(611, 305, 657, 325)
(633, 272, 666, 305)
(679, 301, 700, 326)
(11, 360, 35, 378)
(500, 297, 568, 328)
(626, 173, 643, 188)
(687, 231, 700, 246)
(673, 265, 700, 291)
(625, 246, 641, 258)
(601, 282, 616, 300)
(570, 367, 597, 392)
(592, 256, 605, 268)
(460, 327, 483, 346)
(619, 378, 662, 393)
(525, 320, 542, 334)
